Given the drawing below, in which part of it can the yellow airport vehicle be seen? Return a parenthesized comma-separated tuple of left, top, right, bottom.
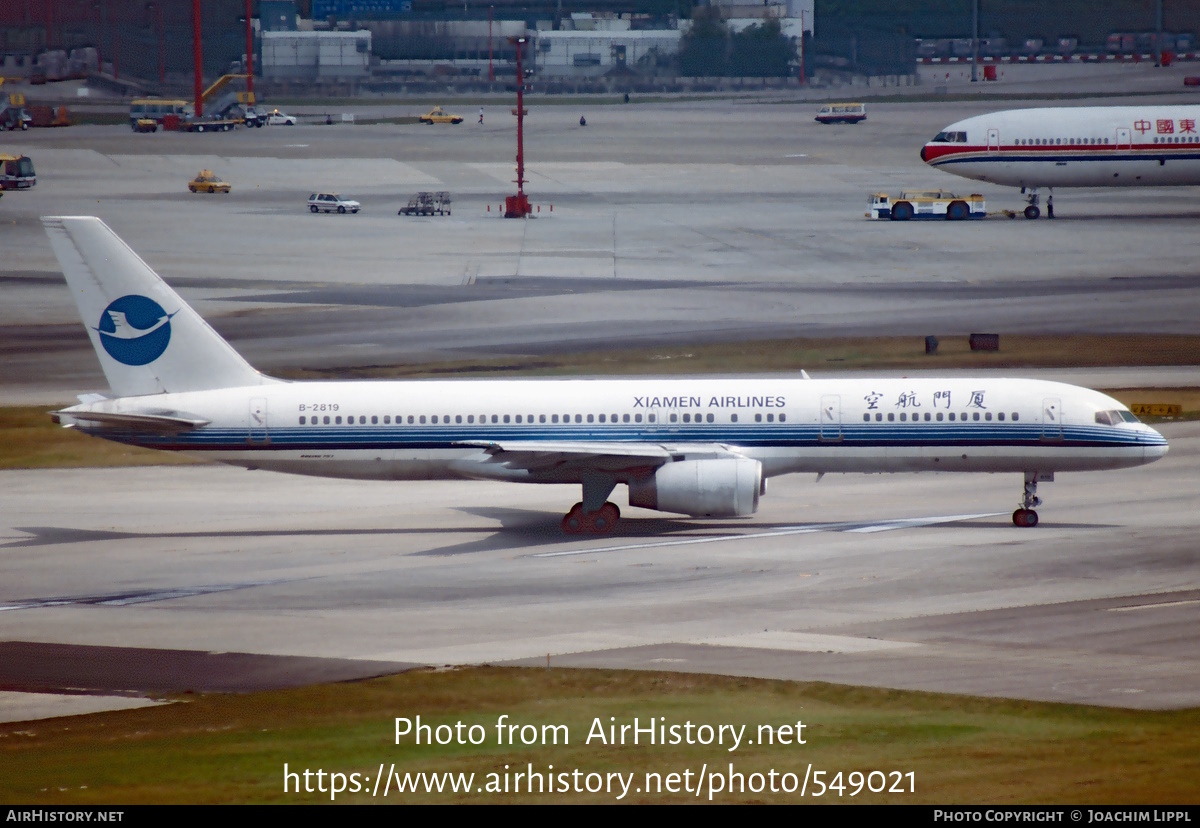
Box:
(0, 153, 36, 189)
(129, 97, 188, 127)
(189, 170, 231, 194)
(869, 190, 985, 221)
(419, 107, 464, 124)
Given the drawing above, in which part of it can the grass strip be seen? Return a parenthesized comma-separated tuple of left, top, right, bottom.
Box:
(2, 667, 1197, 804)
(277, 334, 1200, 379)
(0, 406, 195, 470)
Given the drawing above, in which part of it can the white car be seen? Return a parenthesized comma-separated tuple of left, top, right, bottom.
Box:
(266, 110, 297, 126)
(308, 193, 360, 214)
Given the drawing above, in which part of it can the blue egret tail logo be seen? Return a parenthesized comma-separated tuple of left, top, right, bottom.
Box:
(96, 295, 177, 366)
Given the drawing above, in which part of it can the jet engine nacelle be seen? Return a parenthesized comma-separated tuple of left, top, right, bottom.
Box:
(628, 458, 761, 517)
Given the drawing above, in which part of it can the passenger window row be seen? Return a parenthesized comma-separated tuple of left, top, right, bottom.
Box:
(297, 412, 661, 425)
(1016, 137, 1110, 146)
(862, 411, 1019, 422)
(296, 411, 791, 426)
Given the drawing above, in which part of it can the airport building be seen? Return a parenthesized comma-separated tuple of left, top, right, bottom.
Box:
(261, 30, 372, 81)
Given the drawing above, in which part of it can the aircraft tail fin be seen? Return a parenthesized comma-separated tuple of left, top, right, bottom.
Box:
(42, 216, 275, 397)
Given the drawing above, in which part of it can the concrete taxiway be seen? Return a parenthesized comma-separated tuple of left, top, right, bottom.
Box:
(1, 85, 1198, 718)
(0, 419, 1196, 711)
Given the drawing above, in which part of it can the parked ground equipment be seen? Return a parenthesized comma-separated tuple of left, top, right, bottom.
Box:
(398, 191, 452, 216)
(0, 153, 36, 190)
(869, 190, 985, 221)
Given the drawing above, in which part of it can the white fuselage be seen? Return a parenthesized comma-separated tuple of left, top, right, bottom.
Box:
(66, 376, 1167, 484)
(922, 105, 1200, 189)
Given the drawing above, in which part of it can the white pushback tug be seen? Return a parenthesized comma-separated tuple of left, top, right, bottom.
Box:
(869, 190, 986, 221)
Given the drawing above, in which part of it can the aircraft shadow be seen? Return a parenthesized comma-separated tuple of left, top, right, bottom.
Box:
(3, 517, 744, 552)
(5, 512, 1095, 555)
(1009, 211, 1200, 222)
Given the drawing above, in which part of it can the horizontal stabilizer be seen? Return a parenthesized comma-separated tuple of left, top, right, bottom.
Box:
(53, 408, 211, 434)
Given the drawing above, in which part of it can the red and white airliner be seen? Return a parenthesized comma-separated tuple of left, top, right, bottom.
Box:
(921, 106, 1200, 218)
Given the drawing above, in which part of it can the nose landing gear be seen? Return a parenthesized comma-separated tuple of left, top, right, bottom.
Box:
(1020, 187, 1052, 220)
(1022, 187, 1041, 219)
(1013, 471, 1045, 527)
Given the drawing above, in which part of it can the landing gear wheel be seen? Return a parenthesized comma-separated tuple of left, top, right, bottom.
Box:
(562, 502, 585, 534)
(1024, 204, 1040, 220)
(1014, 472, 1044, 527)
(1013, 509, 1039, 527)
(592, 502, 620, 533)
(561, 501, 620, 534)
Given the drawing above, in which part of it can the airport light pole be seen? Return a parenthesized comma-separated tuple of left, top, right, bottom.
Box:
(970, 0, 978, 82)
(798, 9, 806, 85)
(504, 36, 532, 218)
(192, 0, 203, 117)
(245, 0, 254, 94)
(1155, 0, 1163, 67)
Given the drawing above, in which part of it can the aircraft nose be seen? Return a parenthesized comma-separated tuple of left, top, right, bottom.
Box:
(920, 145, 928, 162)
(1143, 427, 1169, 463)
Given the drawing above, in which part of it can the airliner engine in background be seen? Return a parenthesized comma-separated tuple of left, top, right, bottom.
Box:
(43, 217, 1167, 532)
(921, 105, 1200, 218)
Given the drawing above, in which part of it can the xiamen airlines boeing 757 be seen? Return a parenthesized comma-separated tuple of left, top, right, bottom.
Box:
(43, 216, 1167, 531)
(922, 105, 1200, 218)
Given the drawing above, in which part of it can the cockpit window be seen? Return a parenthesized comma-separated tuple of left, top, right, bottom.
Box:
(1096, 409, 1141, 425)
(931, 131, 967, 143)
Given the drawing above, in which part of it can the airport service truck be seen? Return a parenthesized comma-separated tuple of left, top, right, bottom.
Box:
(869, 191, 986, 221)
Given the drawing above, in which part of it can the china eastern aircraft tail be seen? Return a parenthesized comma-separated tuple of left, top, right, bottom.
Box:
(43, 216, 273, 397)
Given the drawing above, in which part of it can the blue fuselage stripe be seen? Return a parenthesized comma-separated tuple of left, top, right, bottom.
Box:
(101, 424, 1164, 452)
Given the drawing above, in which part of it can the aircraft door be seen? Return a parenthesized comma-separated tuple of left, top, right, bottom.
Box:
(819, 395, 842, 441)
(249, 397, 268, 443)
(643, 408, 664, 436)
(987, 128, 999, 152)
(1041, 397, 1063, 441)
(1116, 128, 1131, 150)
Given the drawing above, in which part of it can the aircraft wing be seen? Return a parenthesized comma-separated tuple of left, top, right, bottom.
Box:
(456, 440, 743, 473)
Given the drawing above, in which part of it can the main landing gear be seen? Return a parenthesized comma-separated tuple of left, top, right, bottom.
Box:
(1013, 471, 1044, 527)
(563, 501, 620, 534)
(562, 474, 621, 534)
